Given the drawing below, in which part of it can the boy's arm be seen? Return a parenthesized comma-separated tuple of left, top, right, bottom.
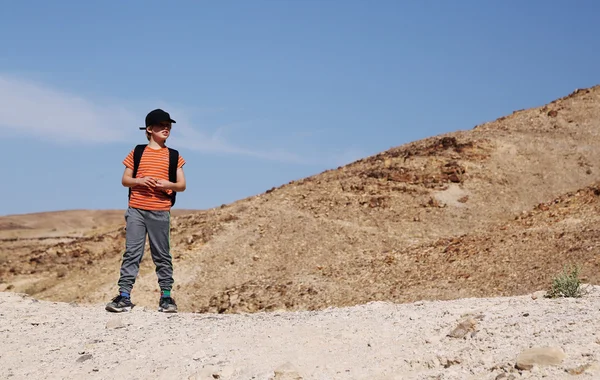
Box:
(122, 167, 138, 188)
(156, 168, 186, 192)
(172, 168, 187, 192)
(121, 167, 156, 188)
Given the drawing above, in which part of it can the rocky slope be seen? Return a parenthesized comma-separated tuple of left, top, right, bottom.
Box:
(1, 86, 600, 314)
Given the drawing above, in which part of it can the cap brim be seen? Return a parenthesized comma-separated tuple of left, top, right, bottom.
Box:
(139, 119, 176, 129)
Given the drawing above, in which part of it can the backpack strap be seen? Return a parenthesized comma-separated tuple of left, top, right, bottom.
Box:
(167, 148, 179, 206)
(128, 144, 147, 200)
(132, 144, 147, 178)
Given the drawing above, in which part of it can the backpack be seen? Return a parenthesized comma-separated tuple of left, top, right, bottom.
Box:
(128, 144, 179, 206)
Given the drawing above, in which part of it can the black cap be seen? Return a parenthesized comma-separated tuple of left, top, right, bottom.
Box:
(140, 109, 176, 129)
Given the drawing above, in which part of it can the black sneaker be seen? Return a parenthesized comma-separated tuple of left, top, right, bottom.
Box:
(105, 295, 134, 312)
(158, 297, 177, 313)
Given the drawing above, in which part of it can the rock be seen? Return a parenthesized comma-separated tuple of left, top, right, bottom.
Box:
(271, 362, 303, 380)
(448, 173, 461, 183)
(495, 374, 516, 380)
(76, 353, 93, 363)
(437, 356, 461, 368)
(427, 197, 446, 208)
(531, 290, 547, 300)
(408, 357, 437, 370)
(105, 316, 125, 329)
(566, 361, 600, 375)
(491, 362, 518, 374)
(490, 363, 512, 371)
(447, 318, 477, 339)
(515, 347, 566, 370)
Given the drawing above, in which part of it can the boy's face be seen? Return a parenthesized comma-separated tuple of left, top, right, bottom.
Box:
(147, 122, 172, 142)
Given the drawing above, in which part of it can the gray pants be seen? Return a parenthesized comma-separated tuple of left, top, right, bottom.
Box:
(118, 207, 173, 294)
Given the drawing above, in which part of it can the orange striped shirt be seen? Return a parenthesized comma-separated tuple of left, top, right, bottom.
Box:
(123, 146, 186, 211)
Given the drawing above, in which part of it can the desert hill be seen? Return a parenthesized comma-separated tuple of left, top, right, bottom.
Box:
(1, 85, 600, 313)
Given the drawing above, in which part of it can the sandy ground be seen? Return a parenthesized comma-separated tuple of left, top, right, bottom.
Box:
(2, 287, 600, 380)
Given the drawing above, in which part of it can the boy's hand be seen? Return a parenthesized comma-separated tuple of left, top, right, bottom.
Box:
(155, 179, 173, 190)
(137, 176, 157, 188)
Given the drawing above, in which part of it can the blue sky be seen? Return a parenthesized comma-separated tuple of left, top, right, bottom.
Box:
(1, 1, 598, 216)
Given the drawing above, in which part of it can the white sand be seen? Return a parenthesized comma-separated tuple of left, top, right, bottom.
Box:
(1, 287, 600, 380)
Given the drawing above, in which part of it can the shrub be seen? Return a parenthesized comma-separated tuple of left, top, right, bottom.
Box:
(546, 265, 584, 298)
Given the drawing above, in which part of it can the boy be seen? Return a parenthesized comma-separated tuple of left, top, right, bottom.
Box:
(106, 109, 186, 313)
